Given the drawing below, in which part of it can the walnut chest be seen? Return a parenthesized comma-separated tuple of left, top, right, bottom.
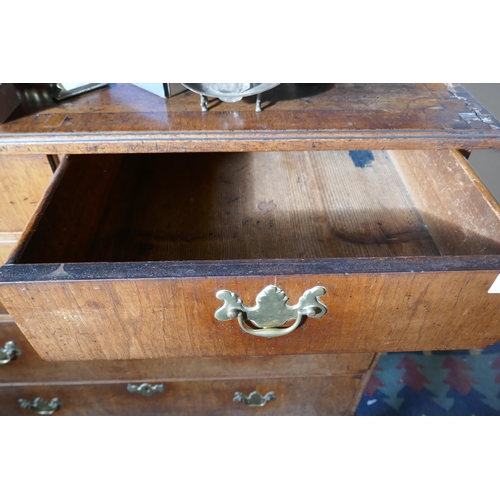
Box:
(0, 83, 499, 415)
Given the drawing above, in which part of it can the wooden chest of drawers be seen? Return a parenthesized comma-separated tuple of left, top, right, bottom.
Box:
(1, 83, 499, 415)
(0, 321, 375, 415)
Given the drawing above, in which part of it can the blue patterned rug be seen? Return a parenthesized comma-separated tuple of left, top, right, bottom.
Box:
(356, 343, 500, 416)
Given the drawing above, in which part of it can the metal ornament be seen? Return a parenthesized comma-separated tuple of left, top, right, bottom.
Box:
(215, 285, 327, 338)
(0, 341, 22, 365)
(233, 391, 276, 407)
(18, 397, 63, 415)
(181, 83, 280, 112)
(127, 383, 165, 397)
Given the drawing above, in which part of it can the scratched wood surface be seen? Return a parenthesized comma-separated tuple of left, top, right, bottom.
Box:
(390, 149, 500, 255)
(0, 321, 374, 384)
(0, 376, 363, 415)
(1, 271, 499, 361)
(0, 155, 53, 232)
(1, 84, 500, 154)
(0, 155, 53, 307)
(17, 151, 441, 264)
(2, 148, 500, 360)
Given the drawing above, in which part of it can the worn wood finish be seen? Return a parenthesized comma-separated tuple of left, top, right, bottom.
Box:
(0, 154, 52, 312)
(390, 150, 500, 255)
(2, 255, 498, 282)
(348, 353, 381, 416)
(0, 322, 374, 385)
(0, 155, 53, 232)
(4, 155, 77, 266)
(1, 84, 500, 155)
(17, 151, 440, 264)
(0, 233, 19, 265)
(1, 270, 498, 361)
(1, 148, 500, 361)
(0, 376, 362, 415)
(10, 155, 121, 264)
(2, 84, 499, 416)
(16, 149, 500, 265)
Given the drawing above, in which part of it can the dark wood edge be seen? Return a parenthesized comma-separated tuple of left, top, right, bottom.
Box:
(0, 374, 367, 388)
(5, 156, 70, 265)
(1, 131, 500, 155)
(0, 255, 499, 283)
(47, 154, 60, 172)
(348, 353, 381, 416)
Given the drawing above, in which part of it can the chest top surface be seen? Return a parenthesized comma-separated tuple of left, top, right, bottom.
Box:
(1, 83, 499, 154)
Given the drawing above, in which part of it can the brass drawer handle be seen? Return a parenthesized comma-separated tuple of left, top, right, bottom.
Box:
(233, 391, 276, 407)
(0, 341, 22, 365)
(127, 383, 165, 397)
(215, 285, 327, 338)
(18, 397, 63, 415)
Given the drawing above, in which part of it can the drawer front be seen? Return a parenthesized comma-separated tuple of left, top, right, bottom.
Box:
(0, 376, 363, 416)
(0, 320, 374, 384)
(1, 269, 499, 361)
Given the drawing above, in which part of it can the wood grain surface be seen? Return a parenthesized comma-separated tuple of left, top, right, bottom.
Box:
(17, 151, 441, 264)
(0, 155, 53, 232)
(1, 270, 498, 361)
(0, 321, 374, 385)
(0, 376, 363, 415)
(1, 84, 500, 154)
(0, 233, 19, 265)
(4, 84, 497, 415)
(390, 150, 500, 255)
(1, 148, 499, 361)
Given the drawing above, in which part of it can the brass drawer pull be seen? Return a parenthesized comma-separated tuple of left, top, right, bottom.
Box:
(0, 341, 22, 365)
(18, 397, 63, 415)
(233, 391, 276, 407)
(127, 383, 165, 397)
(215, 285, 327, 338)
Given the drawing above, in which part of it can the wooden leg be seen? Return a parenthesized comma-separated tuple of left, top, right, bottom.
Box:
(347, 353, 381, 415)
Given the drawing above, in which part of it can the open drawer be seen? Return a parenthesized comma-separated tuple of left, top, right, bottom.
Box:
(0, 150, 499, 361)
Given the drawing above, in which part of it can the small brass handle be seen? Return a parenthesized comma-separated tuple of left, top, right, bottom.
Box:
(235, 313, 302, 338)
(127, 383, 165, 397)
(233, 391, 276, 407)
(18, 397, 63, 415)
(215, 285, 327, 339)
(0, 341, 22, 365)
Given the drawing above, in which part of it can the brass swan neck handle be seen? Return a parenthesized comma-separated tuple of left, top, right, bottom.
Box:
(233, 391, 276, 407)
(19, 397, 63, 415)
(0, 341, 22, 365)
(215, 285, 327, 338)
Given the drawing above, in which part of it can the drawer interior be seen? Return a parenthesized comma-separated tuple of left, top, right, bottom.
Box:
(2, 149, 499, 362)
(12, 150, 500, 264)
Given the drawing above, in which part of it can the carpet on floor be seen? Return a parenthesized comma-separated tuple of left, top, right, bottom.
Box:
(356, 342, 500, 416)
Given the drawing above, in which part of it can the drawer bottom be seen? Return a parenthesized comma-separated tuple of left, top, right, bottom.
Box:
(1, 376, 364, 416)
